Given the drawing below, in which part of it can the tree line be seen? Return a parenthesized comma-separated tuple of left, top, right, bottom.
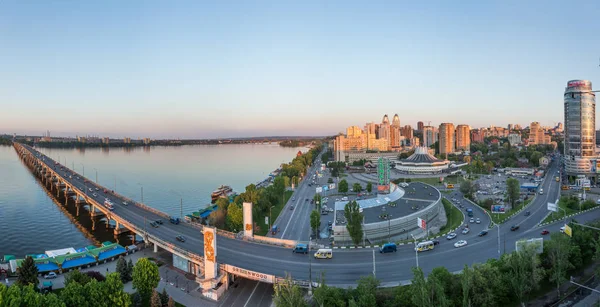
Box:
(274, 220, 600, 306)
(0, 256, 174, 307)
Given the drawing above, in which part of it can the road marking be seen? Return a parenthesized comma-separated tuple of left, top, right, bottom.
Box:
(243, 281, 260, 307)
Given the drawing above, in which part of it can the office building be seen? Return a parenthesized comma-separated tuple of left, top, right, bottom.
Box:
(401, 125, 414, 139)
(439, 123, 455, 156)
(417, 121, 424, 131)
(422, 126, 437, 148)
(379, 115, 391, 151)
(455, 124, 470, 151)
(390, 114, 401, 150)
(564, 80, 597, 177)
(507, 134, 522, 145)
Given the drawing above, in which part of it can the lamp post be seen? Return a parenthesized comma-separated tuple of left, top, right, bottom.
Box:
(497, 224, 501, 255)
(411, 234, 419, 268)
(308, 228, 313, 296)
(269, 205, 275, 234)
(93, 168, 98, 183)
(80, 163, 85, 177)
(141, 186, 144, 203)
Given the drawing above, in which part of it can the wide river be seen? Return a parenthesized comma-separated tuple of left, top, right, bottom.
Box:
(0, 144, 303, 257)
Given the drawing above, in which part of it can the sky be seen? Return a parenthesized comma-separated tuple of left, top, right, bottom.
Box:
(1, 1, 599, 139)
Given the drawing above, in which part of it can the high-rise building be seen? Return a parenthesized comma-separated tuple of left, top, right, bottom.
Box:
(392, 114, 400, 127)
(439, 123, 455, 155)
(471, 128, 485, 143)
(564, 80, 597, 177)
(455, 124, 470, 151)
(401, 125, 414, 139)
(528, 122, 551, 145)
(390, 114, 401, 150)
(422, 126, 436, 148)
(347, 126, 363, 138)
(508, 134, 522, 145)
(417, 121, 424, 131)
(379, 114, 391, 151)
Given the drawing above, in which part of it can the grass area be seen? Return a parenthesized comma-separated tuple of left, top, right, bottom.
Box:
(540, 198, 599, 225)
(439, 198, 464, 234)
(255, 190, 294, 236)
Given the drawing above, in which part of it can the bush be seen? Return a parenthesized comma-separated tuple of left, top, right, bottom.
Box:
(86, 271, 106, 282)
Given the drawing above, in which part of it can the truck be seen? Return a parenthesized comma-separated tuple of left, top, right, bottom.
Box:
(169, 217, 180, 224)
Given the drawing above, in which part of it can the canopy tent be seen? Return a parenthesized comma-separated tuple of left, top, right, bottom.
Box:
(88, 243, 127, 261)
(55, 251, 96, 269)
(12, 257, 60, 273)
(45, 247, 77, 258)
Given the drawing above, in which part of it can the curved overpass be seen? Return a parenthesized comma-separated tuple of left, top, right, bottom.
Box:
(14, 143, 598, 287)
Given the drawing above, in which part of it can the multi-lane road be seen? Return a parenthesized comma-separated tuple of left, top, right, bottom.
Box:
(18, 144, 600, 287)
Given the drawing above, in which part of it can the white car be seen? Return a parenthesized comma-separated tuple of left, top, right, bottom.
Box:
(476, 218, 481, 224)
(44, 272, 57, 279)
(446, 233, 457, 240)
(92, 193, 97, 197)
(462, 228, 470, 234)
(560, 226, 566, 233)
(469, 218, 475, 223)
(454, 240, 468, 248)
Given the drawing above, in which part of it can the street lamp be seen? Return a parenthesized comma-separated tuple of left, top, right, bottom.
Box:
(410, 234, 419, 268)
(269, 205, 275, 234)
(80, 163, 85, 176)
(93, 168, 98, 183)
(308, 228, 313, 296)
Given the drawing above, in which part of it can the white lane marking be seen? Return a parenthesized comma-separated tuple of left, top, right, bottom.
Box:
(243, 281, 260, 307)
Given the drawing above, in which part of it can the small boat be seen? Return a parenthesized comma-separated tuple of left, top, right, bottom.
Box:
(211, 185, 233, 203)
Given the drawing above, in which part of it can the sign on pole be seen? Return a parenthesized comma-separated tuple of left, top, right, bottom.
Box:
(316, 187, 323, 193)
(564, 224, 573, 237)
(417, 217, 426, 230)
(265, 216, 268, 225)
(329, 183, 336, 190)
(547, 202, 558, 212)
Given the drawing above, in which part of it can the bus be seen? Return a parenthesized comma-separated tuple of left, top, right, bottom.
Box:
(415, 241, 435, 252)
(447, 184, 454, 189)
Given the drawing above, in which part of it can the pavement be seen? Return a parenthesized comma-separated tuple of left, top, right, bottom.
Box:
(218, 278, 273, 307)
(17, 145, 600, 288)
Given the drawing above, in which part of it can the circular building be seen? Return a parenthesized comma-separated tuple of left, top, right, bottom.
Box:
(395, 147, 451, 175)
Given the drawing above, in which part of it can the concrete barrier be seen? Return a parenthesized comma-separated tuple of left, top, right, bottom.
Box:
(244, 235, 297, 248)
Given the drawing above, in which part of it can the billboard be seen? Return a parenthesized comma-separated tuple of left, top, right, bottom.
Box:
(564, 224, 572, 237)
(377, 184, 390, 194)
(224, 264, 275, 283)
(329, 183, 336, 190)
(417, 217, 426, 230)
(316, 187, 323, 193)
(547, 202, 558, 212)
(491, 205, 506, 213)
(596, 160, 600, 174)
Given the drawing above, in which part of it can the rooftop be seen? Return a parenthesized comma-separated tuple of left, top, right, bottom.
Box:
(400, 147, 447, 164)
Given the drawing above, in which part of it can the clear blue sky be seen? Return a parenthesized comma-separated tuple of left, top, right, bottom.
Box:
(1, 1, 598, 139)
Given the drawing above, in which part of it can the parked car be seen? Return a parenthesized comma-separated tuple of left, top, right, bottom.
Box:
(541, 229, 550, 235)
(44, 272, 57, 279)
(155, 219, 163, 225)
(478, 230, 488, 237)
(176, 235, 186, 242)
(454, 240, 468, 248)
(446, 233, 457, 240)
(510, 225, 520, 231)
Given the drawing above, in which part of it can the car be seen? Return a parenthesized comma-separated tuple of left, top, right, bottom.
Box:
(380, 243, 397, 253)
(560, 226, 566, 233)
(478, 230, 488, 237)
(475, 218, 481, 224)
(176, 235, 186, 242)
(289, 205, 294, 210)
(541, 229, 550, 235)
(122, 201, 128, 206)
(92, 193, 97, 197)
(305, 198, 309, 202)
(89, 188, 93, 192)
(150, 221, 159, 228)
(328, 221, 332, 226)
(292, 243, 308, 254)
(510, 225, 520, 231)
(95, 188, 99, 191)
(446, 233, 457, 240)
(469, 218, 475, 223)
(44, 272, 57, 279)
(155, 219, 163, 225)
(454, 240, 468, 248)
(292, 197, 295, 201)
(524, 211, 531, 216)
(462, 228, 470, 234)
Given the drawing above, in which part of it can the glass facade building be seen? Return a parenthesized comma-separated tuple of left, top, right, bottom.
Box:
(564, 80, 597, 176)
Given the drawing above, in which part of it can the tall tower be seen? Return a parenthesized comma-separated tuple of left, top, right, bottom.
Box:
(439, 123, 455, 156)
(390, 114, 401, 150)
(379, 114, 391, 150)
(564, 80, 597, 178)
(392, 114, 400, 127)
(455, 124, 471, 151)
(422, 126, 436, 147)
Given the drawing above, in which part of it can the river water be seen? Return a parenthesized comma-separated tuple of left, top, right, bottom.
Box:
(0, 144, 302, 257)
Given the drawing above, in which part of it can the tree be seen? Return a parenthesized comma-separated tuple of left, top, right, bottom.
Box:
(61, 281, 87, 307)
(226, 202, 243, 232)
(545, 232, 575, 297)
(41, 292, 66, 307)
(208, 208, 226, 229)
(411, 267, 431, 307)
(339, 179, 349, 193)
(502, 245, 544, 305)
(105, 272, 132, 307)
(328, 178, 334, 184)
(506, 178, 520, 207)
(355, 275, 379, 307)
(132, 258, 161, 302)
(84, 279, 106, 307)
(64, 269, 92, 286)
(131, 292, 143, 307)
(459, 180, 475, 198)
(21, 284, 42, 306)
(17, 256, 39, 287)
(160, 288, 169, 306)
(240, 184, 260, 205)
(529, 151, 543, 167)
(313, 273, 346, 307)
(352, 183, 362, 193)
(150, 289, 162, 307)
(167, 296, 175, 307)
(344, 201, 364, 246)
(366, 182, 372, 193)
(273, 273, 307, 307)
(460, 264, 473, 307)
(310, 210, 321, 238)
(127, 259, 134, 282)
(116, 257, 130, 283)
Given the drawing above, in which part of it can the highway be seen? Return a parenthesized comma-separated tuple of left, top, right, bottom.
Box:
(18, 144, 600, 287)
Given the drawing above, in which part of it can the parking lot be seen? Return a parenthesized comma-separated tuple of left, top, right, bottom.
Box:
(474, 173, 538, 205)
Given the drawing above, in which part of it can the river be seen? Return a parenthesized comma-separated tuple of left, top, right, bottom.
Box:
(0, 144, 303, 257)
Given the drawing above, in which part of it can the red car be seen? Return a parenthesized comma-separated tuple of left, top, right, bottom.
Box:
(541, 229, 549, 235)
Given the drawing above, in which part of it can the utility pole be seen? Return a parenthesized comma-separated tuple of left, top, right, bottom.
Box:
(372, 249, 376, 278)
(411, 234, 419, 268)
(180, 198, 183, 220)
(141, 186, 144, 203)
(497, 224, 501, 255)
(308, 228, 313, 296)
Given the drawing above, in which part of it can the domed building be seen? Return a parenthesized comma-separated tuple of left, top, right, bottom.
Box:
(395, 147, 451, 174)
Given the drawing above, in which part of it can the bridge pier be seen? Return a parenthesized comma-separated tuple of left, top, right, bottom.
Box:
(153, 243, 158, 253)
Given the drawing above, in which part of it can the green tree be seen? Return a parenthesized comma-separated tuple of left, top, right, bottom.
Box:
(327, 177, 334, 184)
(127, 259, 134, 282)
(313, 273, 346, 307)
(116, 257, 129, 283)
(21, 284, 42, 306)
(502, 245, 544, 305)
(64, 269, 92, 286)
(313, 193, 322, 209)
(150, 289, 162, 307)
(460, 264, 473, 307)
(105, 272, 132, 307)
(273, 273, 307, 307)
(131, 292, 142, 307)
(240, 184, 261, 205)
(17, 256, 39, 287)
(529, 151, 543, 167)
(42, 292, 66, 307)
(355, 275, 379, 307)
(429, 267, 457, 307)
(344, 201, 364, 246)
(226, 203, 243, 232)
(310, 210, 321, 237)
(545, 232, 575, 297)
(506, 178, 520, 207)
(3, 284, 23, 306)
(132, 258, 161, 302)
(160, 288, 169, 306)
(352, 183, 362, 193)
(339, 179, 349, 193)
(411, 267, 431, 307)
(273, 176, 286, 196)
(84, 279, 108, 307)
(61, 281, 87, 307)
(366, 182, 372, 193)
(459, 180, 475, 198)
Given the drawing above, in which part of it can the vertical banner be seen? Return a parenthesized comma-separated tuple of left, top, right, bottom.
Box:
(203, 226, 217, 279)
(243, 202, 253, 238)
(417, 217, 426, 230)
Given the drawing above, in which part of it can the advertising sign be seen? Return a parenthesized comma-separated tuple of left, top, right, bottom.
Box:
(224, 264, 275, 283)
(329, 183, 336, 190)
(491, 205, 506, 213)
(377, 184, 390, 194)
(515, 238, 544, 254)
(265, 216, 268, 225)
(583, 179, 591, 188)
(417, 217, 426, 230)
(547, 202, 558, 212)
(592, 160, 597, 174)
(564, 224, 572, 237)
(596, 160, 600, 174)
(316, 187, 323, 193)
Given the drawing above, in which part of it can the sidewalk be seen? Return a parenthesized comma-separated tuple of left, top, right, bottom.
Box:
(4, 248, 216, 307)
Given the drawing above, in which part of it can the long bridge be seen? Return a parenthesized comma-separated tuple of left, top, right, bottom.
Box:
(13, 142, 597, 300)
